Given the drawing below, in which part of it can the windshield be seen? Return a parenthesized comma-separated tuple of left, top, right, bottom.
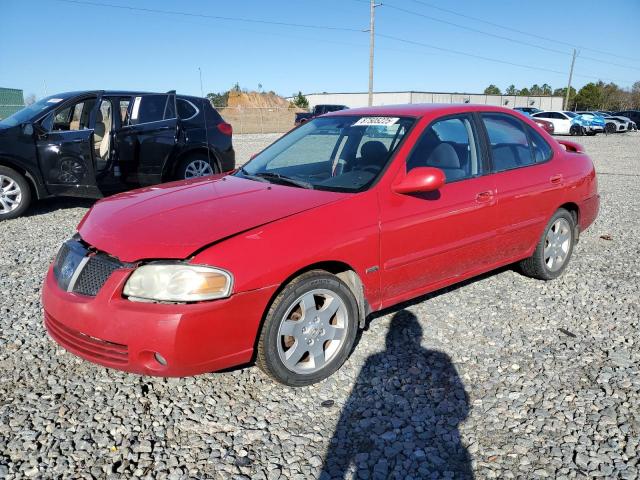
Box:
(0, 95, 66, 127)
(236, 115, 415, 192)
(564, 111, 577, 118)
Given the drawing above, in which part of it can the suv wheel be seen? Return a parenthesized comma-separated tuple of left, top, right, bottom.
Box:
(0, 166, 31, 221)
(176, 154, 218, 180)
(256, 271, 359, 386)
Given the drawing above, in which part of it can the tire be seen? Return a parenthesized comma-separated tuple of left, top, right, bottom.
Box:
(519, 209, 576, 280)
(0, 166, 32, 221)
(175, 153, 219, 180)
(605, 123, 616, 134)
(256, 270, 359, 386)
(569, 125, 581, 136)
(586, 130, 597, 136)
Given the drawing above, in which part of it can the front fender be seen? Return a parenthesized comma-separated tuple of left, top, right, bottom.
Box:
(190, 191, 382, 310)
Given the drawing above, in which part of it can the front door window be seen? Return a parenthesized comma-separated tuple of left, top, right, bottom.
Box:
(51, 98, 97, 132)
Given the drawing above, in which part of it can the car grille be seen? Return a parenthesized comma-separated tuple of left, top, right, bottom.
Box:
(45, 312, 129, 365)
(73, 254, 125, 296)
(53, 239, 132, 296)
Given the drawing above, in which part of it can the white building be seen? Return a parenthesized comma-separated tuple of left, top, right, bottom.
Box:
(300, 91, 564, 111)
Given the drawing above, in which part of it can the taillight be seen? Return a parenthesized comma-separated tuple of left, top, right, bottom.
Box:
(217, 122, 233, 136)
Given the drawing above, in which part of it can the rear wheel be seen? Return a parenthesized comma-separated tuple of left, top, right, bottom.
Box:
(0, 166, 31, 221)
(569, 125, 582, 136)
(605, 123, 616, 134)
(256, 271, 359, 386)
(519, 209, 576, 280)
(176, 153, 218, 180)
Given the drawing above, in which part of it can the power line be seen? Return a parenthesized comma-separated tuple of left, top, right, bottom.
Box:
(407, 0, 640, 65)
(376, 33, 635, 85)
(380, 1, 640, 72)
(56, 0, 637, 86)
(55, 0, 362, 32)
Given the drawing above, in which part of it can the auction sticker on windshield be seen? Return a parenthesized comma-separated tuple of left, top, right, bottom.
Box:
(353, 117, 399, 126)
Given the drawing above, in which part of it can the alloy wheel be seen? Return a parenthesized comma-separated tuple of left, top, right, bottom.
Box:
(276, 289, 348, 374)
(0, 175, 22, 214)
(184, 159, 214, 178)
(544, 218, 572, 272)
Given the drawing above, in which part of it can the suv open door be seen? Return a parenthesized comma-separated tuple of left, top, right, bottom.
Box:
(114, 92, 178, 186)
(35, 94, 102, 198)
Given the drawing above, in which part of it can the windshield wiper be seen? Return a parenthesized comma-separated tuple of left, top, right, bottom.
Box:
(238, 167, 270, 184)
(254, 172, 314, 189)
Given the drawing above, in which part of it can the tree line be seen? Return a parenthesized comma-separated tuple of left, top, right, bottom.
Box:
(483, 81, 640, 111)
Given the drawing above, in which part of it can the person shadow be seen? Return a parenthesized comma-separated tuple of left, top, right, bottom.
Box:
(321, 310, 473, 480)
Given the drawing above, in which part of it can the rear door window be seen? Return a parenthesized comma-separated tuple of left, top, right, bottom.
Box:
(129, 95, 175, 125)
(482, 113, 534, 172)
(527, 126, 553, 163)
(177, 99, 199, 120)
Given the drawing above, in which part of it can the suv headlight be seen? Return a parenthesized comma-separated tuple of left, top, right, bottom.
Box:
(123, 263, 233, 302)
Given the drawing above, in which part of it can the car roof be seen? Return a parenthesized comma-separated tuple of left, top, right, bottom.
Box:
(50, 90, 202, 99)
(324, 103, 524, 118)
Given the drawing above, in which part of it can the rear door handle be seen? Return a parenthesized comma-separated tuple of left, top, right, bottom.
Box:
(550, 174, 563, 184)
(476, 191, 494, 203)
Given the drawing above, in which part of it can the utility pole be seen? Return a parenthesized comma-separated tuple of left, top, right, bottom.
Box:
(368, 0, 382, 106)
(565, 49, 578, 110)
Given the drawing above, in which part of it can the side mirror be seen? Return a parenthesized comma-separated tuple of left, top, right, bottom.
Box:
(393, 167, 445, 194)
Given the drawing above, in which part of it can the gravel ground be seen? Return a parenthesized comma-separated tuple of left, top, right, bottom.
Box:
(1, 132, 639, 479)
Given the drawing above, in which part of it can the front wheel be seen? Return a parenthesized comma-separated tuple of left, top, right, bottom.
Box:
(0, 166, 31, 221)
(519, 209, 576, 280)
(256, 271, 359, 386)
(569, 125, 582, 136)
(605, 123, 616, 134)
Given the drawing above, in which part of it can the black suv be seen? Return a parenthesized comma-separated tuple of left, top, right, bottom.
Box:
(0, 90, 234, 220)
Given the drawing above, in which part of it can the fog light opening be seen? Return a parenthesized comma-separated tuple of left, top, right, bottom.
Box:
(154, 352, 168, 366)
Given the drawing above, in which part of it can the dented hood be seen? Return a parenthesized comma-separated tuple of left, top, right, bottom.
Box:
(78, 175, 347, 262)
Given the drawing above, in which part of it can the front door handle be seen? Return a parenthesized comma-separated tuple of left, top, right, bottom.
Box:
(550, 174, 563, 184)
(476, 191, 494, 203)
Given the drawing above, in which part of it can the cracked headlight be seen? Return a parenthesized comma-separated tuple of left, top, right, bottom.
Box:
(123, 263, 233, 302)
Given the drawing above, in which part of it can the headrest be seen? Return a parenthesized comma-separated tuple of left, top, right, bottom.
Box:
(360, 141, 388, 163)
(427, 143, 460, 169)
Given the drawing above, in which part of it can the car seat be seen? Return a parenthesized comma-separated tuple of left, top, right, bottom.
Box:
(94, 108, 111, 160)
(425, 143, 466, 181)
(356, 141, 389, 172)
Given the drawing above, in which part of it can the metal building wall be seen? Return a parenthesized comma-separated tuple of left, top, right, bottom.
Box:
(303, 91, 564, 111)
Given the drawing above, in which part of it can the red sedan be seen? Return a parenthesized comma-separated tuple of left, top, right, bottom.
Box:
(42, 104, 599, 386)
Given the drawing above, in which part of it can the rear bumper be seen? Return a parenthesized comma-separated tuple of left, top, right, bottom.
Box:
(578, 194, 600, 232)
(42, 265, 277, 377)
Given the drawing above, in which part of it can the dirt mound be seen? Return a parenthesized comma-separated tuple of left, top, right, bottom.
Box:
(227, 90, 299, 110)
(220, 90, 304, 133)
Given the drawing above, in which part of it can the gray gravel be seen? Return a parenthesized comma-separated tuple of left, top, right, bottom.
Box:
(1, 132, 639, 479)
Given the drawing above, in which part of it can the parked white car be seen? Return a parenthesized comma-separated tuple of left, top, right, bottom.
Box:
(594, 112, 637, 133)
(531, 111, 600, 136)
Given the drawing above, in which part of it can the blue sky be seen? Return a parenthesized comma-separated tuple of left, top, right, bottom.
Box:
(2, 0, 639, 100)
